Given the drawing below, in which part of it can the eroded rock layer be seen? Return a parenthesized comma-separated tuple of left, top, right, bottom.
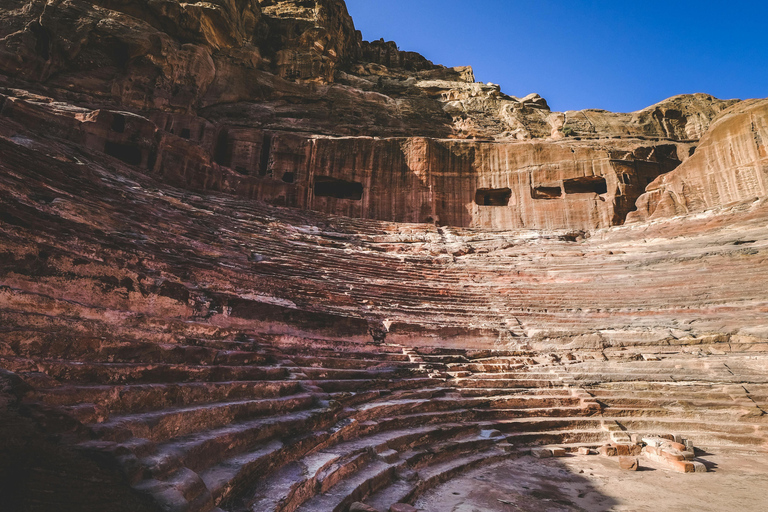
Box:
(1, 1, 767, 512)
(630, 99, 768, 222)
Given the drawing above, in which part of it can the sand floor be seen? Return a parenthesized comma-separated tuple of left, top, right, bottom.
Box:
(414, 449, 768, 512)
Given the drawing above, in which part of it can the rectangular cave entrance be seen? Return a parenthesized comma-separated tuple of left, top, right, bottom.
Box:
(475, 188, 512, 206)
(531, 185, 562, 200)
(313, 176, 364, 200)
(562, 176, 608, 195)
(104, 140, 142, 166)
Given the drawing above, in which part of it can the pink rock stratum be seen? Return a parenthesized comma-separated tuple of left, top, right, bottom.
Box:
(0, 2, 766, 512)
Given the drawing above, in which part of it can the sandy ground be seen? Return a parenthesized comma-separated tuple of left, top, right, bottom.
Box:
(414, 449, 768, 512)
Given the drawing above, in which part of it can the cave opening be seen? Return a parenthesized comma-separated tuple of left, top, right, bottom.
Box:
(104, 140, 142, 166)
(563, 176, 608, 195)
(213, 129, 230, 166)
(475, 188, 512, 206)
(258, 133, 273, 177)
(111, 114, 126, 134)
(314, 177, 363, 200)
(29, 22, 50, 60)
(531, 185, 562, 200)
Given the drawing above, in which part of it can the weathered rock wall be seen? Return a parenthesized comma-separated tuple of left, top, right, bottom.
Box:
(0, 89, 689, 230)
(629, 99, 768, 222)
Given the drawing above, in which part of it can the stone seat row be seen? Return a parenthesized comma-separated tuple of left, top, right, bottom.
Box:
(10, 336, 768, 512)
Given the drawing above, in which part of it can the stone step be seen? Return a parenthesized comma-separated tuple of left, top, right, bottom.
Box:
(240, 424, 479, 512)
(128, 406, 342, 482)
(293, 459, 397, 512)
(352, 397, 491, 422)
(454, 378, 566, 389)
(456, 387, 573, 398)
(312, 377, 445, 394)
(284, 355, 419, 370)
(403, 435, 499, 470)
(4, 339, 272, 367)
(134, 467, 214, 512)
(28, 380, 303, 414)
(90, 394, 318, 442)
(601, 406, 765, 421)
(289, 367, 416, 382)
(20, 359, 289, 385)
(505, 430, 610, 446)
(393, 448, 509, 508)
(471, 406, 598, 421)
(204, 431, 331, 507)
(604, 417, 768, 435)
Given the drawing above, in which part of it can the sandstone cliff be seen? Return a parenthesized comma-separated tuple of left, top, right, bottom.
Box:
(629, 98, 768, 222)
(1, 0, 752, 231)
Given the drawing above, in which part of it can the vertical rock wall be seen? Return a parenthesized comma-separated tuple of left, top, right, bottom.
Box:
(629, 99, 768, 222)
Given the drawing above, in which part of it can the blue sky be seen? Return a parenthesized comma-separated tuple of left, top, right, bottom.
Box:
(345, 0, 768, 112)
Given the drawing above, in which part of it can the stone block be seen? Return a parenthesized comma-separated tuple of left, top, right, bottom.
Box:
(577, 447, 593, 455)
(692, 461, 708, 473)
(551, 448, 567, 457)
(668, 460, 696, 473)
(531, 448, 552, 458)
(619, 456, 639, 471)
(598, 445, 618, 457)
(611, 443, 642, 456)
(661, 449, 685, 462)
(642, 437, 665, 448)
(666, 441, 686, 452)
(642, 445, 660, 456)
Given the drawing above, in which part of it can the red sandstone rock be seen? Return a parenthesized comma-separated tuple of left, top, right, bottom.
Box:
(619, 456, 639, 471)
(662, 450, 686, 462)
(668, 460, 696, 473)
(629, 99, 768, 223)
(610, 444, 643, 456)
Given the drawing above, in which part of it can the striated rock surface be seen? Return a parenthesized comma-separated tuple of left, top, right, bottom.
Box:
(1, 1, 768, 512)
(0, 0, 747, 231)
(629, 98, 768, 222)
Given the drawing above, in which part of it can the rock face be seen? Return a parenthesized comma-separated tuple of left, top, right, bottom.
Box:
(0, 1, 767, 512)
(0, 0, 746, 230)
(629, 99, 768, 222)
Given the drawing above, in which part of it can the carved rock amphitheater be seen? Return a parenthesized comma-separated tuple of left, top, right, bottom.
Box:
(1, 1, 767, 511)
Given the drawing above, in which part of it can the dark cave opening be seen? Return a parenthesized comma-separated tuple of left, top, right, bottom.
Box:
(563, 176, 608, 195)
(314, 177, 364, 200)
(475, 188, 512, 206)
(104, 140, 142, 166)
